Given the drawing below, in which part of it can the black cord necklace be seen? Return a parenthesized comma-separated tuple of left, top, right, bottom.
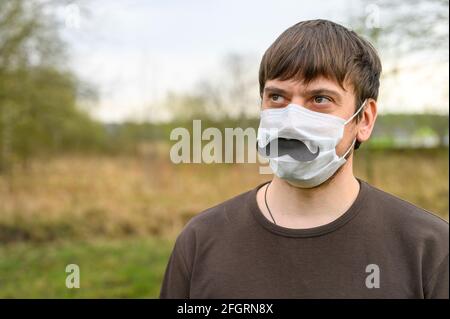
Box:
(264, 181, 277, 225)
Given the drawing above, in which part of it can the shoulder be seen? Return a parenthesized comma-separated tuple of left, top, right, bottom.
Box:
(175, 186, 256, 245)
(363, 180, 448, 248)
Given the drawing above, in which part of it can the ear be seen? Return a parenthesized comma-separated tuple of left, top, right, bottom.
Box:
(357, 99, 377, 143)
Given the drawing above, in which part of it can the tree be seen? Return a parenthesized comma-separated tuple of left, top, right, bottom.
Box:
(0, 0, 105, 172)
(350, 0, 449, 75)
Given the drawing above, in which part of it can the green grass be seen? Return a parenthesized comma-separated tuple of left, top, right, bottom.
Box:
(0, 149, 447, 297)
(0, 237, 173, 298)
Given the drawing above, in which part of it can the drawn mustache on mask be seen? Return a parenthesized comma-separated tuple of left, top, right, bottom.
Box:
(257, 138, 320, 162)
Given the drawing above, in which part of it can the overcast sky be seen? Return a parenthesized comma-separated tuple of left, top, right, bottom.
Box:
(60, 0, 449, 122)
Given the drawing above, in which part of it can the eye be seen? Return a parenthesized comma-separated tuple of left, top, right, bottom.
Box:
(270, 94, 284, 103)
(314, 96, 332, 104)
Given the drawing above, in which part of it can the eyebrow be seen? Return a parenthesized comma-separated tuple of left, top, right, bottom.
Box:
(263, 86, 290, 96)
(264, 86, 342, 102)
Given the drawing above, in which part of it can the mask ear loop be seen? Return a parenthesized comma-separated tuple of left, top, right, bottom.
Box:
(340, 99, 368, 159)
(341, 138, 357, 160)
(344, 99, 368, 125)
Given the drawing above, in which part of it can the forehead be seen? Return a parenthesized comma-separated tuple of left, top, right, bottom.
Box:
(264, 76, 354, 96)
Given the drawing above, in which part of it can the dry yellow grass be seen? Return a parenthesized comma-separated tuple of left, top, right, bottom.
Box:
(0, 144, 448, 242)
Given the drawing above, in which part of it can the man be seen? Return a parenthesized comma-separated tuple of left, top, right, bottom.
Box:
(160, 19, 449, 299)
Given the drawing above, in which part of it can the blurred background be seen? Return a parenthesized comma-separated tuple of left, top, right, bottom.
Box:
(0, 0, 448, 298)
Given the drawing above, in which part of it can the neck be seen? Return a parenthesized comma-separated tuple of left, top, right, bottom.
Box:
(257, 156, 360, 229)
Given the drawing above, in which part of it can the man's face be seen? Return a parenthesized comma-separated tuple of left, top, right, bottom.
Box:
(261, 76, 361, 157)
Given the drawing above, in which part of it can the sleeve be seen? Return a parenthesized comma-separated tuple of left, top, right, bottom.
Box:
(423, 254, 449, 299)
(159, 230, 194, 299)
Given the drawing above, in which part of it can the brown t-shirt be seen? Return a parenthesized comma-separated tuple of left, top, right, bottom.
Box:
(159, 179, 449, 299)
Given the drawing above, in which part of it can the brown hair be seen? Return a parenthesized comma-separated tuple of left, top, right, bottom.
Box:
(259, 19, 382, 132)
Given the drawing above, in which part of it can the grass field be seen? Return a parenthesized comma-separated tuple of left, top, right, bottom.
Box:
(0, 237, 171, 298)
(0, 144, 448, 297)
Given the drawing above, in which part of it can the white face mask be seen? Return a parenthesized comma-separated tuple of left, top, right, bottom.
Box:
(257, 100, 367, 188)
